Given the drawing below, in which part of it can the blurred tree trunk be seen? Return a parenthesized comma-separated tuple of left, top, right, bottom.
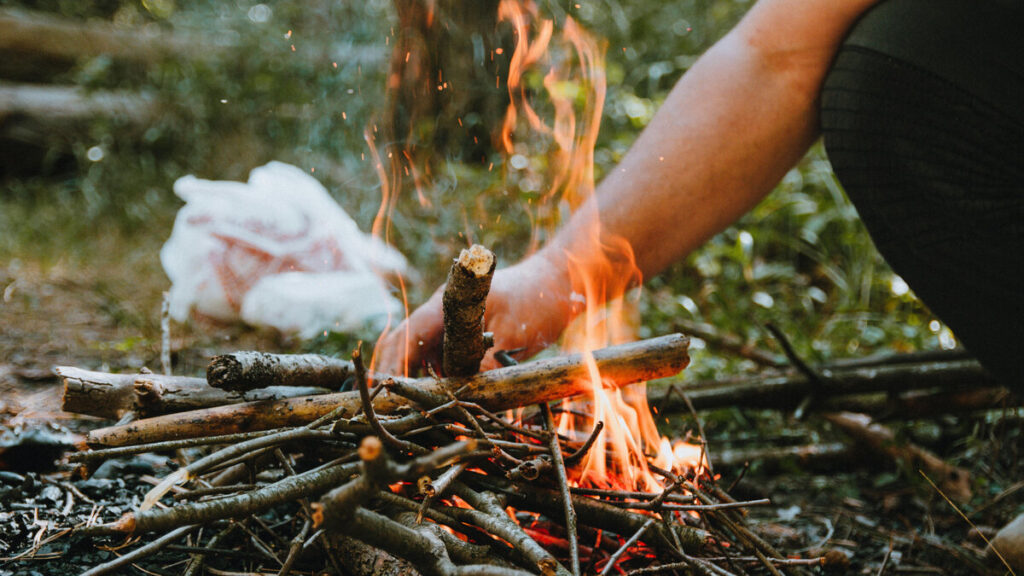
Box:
(385, 0, 509, 174)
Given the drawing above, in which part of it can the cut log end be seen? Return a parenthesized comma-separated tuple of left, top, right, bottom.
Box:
(457, 244, 496, 278)
(206, 354, 244, 390)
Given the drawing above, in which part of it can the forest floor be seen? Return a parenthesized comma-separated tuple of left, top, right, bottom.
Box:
(0, 227, 1019, 576)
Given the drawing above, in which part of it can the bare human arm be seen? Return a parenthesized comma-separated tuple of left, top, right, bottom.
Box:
(375, 0, 881, 375)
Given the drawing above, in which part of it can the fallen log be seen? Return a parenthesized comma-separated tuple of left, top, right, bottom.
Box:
(648, 357, 997, 414)
(207, 351, 356, 392)
(0, 8, 384, 71)
(825, 411, 972, 503)
(0, 84, 156, 124)
(818, 386, 1017, 419)
(85, 333, 690, 447)
(713, 442, 853, 471)
(442, 244, 496, 377)
(58, 367, 328, 419)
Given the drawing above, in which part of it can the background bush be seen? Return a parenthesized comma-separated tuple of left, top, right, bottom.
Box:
(0, 0, 947, 371)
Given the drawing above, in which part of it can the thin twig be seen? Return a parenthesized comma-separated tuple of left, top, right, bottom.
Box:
(354, 343, 426, 455)
(69, 429, 288, 464)
(417, 461, 469, 523)
(160, 291, 171, 376)
(277, 517, 311, 576)
(600, 518, 655, 576)
(562, 421, 604, 467)
(542, 403, 578, 576)
(182, 523, 237, 576)
(78, 525, 195, 576)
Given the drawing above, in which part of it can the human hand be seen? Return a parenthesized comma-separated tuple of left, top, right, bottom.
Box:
(373, 251, 576, 375)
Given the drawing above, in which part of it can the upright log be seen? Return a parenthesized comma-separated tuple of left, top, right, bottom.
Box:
(86, 333, 690, 447)
(442, 244, 496, 377)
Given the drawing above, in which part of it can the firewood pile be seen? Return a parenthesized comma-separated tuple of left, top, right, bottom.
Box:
(56, 246, 846, 576)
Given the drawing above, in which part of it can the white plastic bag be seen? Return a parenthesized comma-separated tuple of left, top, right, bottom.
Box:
(161, 161, 405, 335)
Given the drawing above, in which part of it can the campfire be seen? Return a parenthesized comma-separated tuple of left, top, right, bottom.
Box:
(56, 244, 846, 576)
(51, 4, 836, 575)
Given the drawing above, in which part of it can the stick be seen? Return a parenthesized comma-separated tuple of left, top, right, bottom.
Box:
(330, 532, 422, 576)
(207, 352, 357, 391)
(825, 411, 972, 502)
(541, 403, 579, 576)
(84, 460, 360, 535)
(312, 438, 477, 532)
(0, 8, 384, 69)
(86, 333, 689, 447)
(160, 292, 172, 376)
(819, 386, 1017, 419)
(450, 484, 568, 576)
(78, 525, 196, 576)
(647, 358, 996, 414)
(466, 472, 710, 556)
(442, 244, 496, 377)
(600, 518, 655, 576)
(58, 367, 328, 419)
(353, 344, 425, 455)
(712, 442, 852, 470)
(673, 319, 784, 367)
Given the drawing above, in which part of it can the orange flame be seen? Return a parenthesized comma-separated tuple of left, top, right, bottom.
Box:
(369, 0, 706, 484)
(498, 1, 704, 489)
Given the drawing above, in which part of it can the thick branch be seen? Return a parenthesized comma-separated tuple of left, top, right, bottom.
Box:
(442, 244, 496, 377)
(648, 358, 997, 414)
(85, 461, 359, 535)
(59, 367, 327, 419)
(86, 334, 689, 447)
(207, 352, 356, 391)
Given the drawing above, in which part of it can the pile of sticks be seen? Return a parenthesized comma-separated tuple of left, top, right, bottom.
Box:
(65, 334, 827, 576)
(58, 246, 836, 576)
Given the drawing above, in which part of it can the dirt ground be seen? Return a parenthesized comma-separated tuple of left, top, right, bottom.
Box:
(0, 232, 293, 420)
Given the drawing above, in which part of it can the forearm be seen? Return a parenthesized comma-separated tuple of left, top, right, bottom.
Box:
(539, 0, 880, 286)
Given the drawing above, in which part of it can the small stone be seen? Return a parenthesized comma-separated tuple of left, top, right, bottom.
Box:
(988, 512, 1024, 572)
(38, 484, 62, 504)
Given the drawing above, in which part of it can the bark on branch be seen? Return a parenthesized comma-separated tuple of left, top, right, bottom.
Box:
(207, 352, 355, 392)
(442, 244, 496, 377)
(648, 357, 998, 414)
(85, 333, 689, 447)
(58, 367, 327, 419)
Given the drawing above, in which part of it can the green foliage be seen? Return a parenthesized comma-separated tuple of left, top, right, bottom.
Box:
(1, 0, 947, 368)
